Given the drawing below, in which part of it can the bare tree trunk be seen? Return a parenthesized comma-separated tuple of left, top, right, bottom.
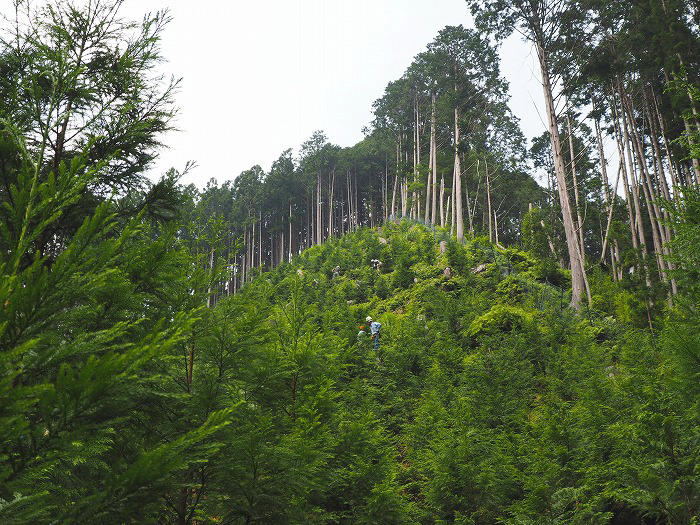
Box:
(450, 168, 456, 236)
(594, 113, 615, 270)
(384, 155, 389, 223)
(535, 37, 587, 308)
(426, 93, 436, 224)
(625, 94, 667, 282)
(619, 83, 651, 282)
(350, 167, 362, 230)
(401, 177, 407, 218)
(567, 113, 586, 260)
(613, 94, 639, 253)
(328, 169, 335, 239)
(289, 204, 293, 261)
(440, 174, 445, 228)
(594, 114, 611, 206)
(648, 89, 678, 294)
(446, 195, 451, 231)
(493, 209, 499, 246)
(470, 163, 481, 230)
(391, 139, 399, 219)
(205, 246, 215, 307)
(454, 95, 464, 241)
(600, 164, 621, 265)
(652, 86, 680, 193)
(486, 158, 493, 243)
(464, 154, 473, 235)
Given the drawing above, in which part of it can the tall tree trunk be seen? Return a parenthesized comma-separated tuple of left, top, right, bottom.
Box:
(391, 139, 399, 219)
(316, 172, 322, 245)
(613, 93, 640, 253)
(328, 169, 335, 239)
(567, 112, 586, 260)
(445, 195, 451, 231)
(439, 174, 445, 228)
(454, 82, 464, 241)
(426, 93, 436, 224)
(594, 113, 616, 270)
(652, 85, 680, 193)
(289, 204, 293, 262)
(600, 163, 621, 265)
(450, 168, 456, 236)
(486, 158, 493, 243)
(624, 92, 668, 282)
(401, 177, 407, 217)
(619, 83, 649, 265)
(384, 155, 389, 223)
(471, 161, 481, 230)
(535, 36, 587, 308)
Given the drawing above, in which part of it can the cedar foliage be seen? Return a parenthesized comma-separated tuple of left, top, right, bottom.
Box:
(3, 0, 700, 524)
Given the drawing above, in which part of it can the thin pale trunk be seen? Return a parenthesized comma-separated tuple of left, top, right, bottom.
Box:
(384, 156, 389, 223)
(535, 36, 587, 308)
(619, 86, 653, 290)
(391, 171, 398, 220)
(470, 163, 481, 230)
(417, 105, 421, 221)
(252, 219, 256, 270)
(594, 114, 611, 206)
(653, 86, 680, 193)
(493, 210, 499, 246)
(486, 158, 493, 243)
(242, 228, 246, 284)
(445, 195, 451, 231)
(392, 138, 399, 218)
(439, 174, 445, 227)
(354, 166, 360, 229)
(595, 113, 615, 269)
(424, 154, 432, 223)
(613, 94, 639, 252)
(619, 81, 647, 259)
(428, 93, 437, 224)
(623, 88, 666, 281)
(600, 163, 621, 265)
(649, 90, 678, 294)
(464, 155, 473, 235)
(289, 205, 293, 262)
(454, 90, 464, 241)
(610, 242, 618, 282)
(206, 247, 215, 308)
(316, 172, 322, 245)
(567, 113, 586, 260)
(328, 170, 335, 239)
(450, 168, 456, 236)
(401, 177, 407, 217)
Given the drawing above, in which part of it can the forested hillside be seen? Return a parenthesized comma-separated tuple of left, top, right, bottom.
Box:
(1, 0, 700, 523)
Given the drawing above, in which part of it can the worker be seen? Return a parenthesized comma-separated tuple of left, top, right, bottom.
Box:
(366, 315, 381, 350)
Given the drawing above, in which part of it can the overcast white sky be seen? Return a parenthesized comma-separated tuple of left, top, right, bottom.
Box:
(3, 0, 547, 189)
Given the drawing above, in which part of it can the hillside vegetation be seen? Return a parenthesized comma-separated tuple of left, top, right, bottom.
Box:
(192, 220, 699, 525)
(2, 0, 700, 523)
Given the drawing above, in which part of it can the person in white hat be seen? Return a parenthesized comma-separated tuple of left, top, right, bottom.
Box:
(366, 316, 381, 350)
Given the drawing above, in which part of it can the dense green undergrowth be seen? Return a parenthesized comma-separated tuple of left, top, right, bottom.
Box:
(3, 216, 699, 524)
(204, 220, 699, 525)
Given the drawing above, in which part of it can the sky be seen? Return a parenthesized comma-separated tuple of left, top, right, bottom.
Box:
(2, 0, 547, 189)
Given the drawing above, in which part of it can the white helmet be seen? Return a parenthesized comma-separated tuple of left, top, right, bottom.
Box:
(366, 316, 372, 322)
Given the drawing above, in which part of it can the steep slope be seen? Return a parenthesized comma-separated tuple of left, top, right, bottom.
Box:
(199, 219, 692, 524)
